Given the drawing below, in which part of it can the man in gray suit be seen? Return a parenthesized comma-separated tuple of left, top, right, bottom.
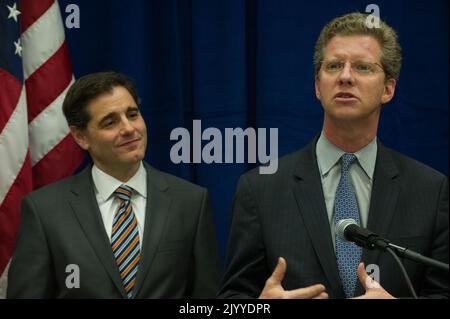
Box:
(219, 13, 448, 299)
(8, 71, 221, 298)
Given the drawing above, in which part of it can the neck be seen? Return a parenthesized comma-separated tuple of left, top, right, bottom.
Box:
(323, 116, 378, 153)
(95, 161, 141, 182)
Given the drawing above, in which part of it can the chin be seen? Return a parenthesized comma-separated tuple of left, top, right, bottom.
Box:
(329, 107, 362, 118)
(337, 111, 361, 119)
(122, 152, 145, 164)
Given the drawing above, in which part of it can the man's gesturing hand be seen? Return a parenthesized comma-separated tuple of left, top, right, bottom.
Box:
(259, 257, 328, 299)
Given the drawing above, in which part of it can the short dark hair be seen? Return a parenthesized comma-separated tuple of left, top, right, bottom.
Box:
(62, 71, 139, 129)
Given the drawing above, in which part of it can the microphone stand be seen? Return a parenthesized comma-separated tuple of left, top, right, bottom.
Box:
(384, 246, 418, 299)
(341, 222, 448, 298)
(387, 243, 449, 272)
(367, 237, 448, 299)
(370, 238, 449, 272)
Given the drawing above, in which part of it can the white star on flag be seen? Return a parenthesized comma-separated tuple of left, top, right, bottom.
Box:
(7, 2, 21, 22)
(14, 38, 22, 56)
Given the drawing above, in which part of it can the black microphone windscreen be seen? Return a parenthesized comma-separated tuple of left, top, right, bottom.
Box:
(336, 218, 358, 241)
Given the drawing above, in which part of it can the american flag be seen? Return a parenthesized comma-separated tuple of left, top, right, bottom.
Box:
(0, 0, 84, 297)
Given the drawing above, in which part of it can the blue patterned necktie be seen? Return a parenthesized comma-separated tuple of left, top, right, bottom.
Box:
(334, 153, 362, 298)
(112, 185, 141, 298)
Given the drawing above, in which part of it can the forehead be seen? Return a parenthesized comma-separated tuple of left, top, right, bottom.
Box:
(87, 86, 137, 119)
(324, 35, 382, 61)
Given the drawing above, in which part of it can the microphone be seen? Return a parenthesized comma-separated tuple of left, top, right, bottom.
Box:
(336, 218, 389, 250)
(336, 218, 449, 272)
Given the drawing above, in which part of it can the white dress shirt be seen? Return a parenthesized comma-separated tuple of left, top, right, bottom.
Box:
(91, 162, 147, 248)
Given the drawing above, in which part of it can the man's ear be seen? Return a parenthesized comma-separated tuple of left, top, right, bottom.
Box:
(70, 126, 89, 151)
(381, 78, 396, 104)
(315, 77, 321, 100)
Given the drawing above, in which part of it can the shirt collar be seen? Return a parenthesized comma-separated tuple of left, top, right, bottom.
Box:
(92, 162, 147, 203)
(316, 131, 377, 180)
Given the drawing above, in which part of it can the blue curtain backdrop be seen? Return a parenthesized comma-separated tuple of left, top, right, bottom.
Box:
(58, 0, 449, 264)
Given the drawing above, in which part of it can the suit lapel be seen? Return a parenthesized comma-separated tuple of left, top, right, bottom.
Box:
(68, 166, 127, 298)
(355, 142, 400, 296)
(132, 164, 171, 298)
(291, 139, 344, 298)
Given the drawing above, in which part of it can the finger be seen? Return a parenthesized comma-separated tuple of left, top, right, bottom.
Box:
(269, 257, 287, 285)
(313, 292, 329, 299)
(287, 284, 326, 299)
(357, 262, 368, 289)
(357, 262, 382, 291)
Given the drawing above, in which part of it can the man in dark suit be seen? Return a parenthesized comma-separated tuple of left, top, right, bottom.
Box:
(219, 13, 448, 299)
(7, 71, 221, 298)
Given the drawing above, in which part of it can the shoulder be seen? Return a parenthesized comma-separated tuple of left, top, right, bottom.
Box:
(380, 145, 446, 184)
(236, 146, 311, 198)
(144, 163, 207, 197)
(242, 145, 310, 182)
(24, 174, 77, 203)
(144, 164, 211, 221)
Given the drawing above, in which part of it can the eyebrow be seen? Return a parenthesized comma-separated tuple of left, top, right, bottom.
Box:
(327, 53, 375, 60)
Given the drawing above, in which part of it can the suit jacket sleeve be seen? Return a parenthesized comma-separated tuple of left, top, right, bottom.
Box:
(420, 177, 449, 298)
(7, 196, 56, 298)
(218, 174, 270, 298)
(188, 189, 222, 298)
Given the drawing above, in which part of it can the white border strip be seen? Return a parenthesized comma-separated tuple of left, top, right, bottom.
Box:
(29, 78, 75, 166)
(21, 1, 65, 79)
(0, 87, 28, 204)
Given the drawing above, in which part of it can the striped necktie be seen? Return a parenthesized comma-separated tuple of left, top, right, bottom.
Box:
(112, 185, 141, 298)
(334, 153, 363, 298)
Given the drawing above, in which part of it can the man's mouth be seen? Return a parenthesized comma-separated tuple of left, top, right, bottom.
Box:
(335, 92, 357, 98)
(118, 138, 140, 147)
(334, 92, 358, 103)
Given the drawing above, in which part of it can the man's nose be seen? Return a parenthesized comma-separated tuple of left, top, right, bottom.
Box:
(120, 118, 135, 134)
(338, 62, 355, 85)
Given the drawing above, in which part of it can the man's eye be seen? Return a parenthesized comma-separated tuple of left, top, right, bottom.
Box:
(103, 120, 114, 127)
(129, 111, 139, 118)
(355, 63, 372, 72)
(326, 62, 343, 71)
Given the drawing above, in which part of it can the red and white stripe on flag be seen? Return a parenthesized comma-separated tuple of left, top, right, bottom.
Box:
(0, 0, 84, 296)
